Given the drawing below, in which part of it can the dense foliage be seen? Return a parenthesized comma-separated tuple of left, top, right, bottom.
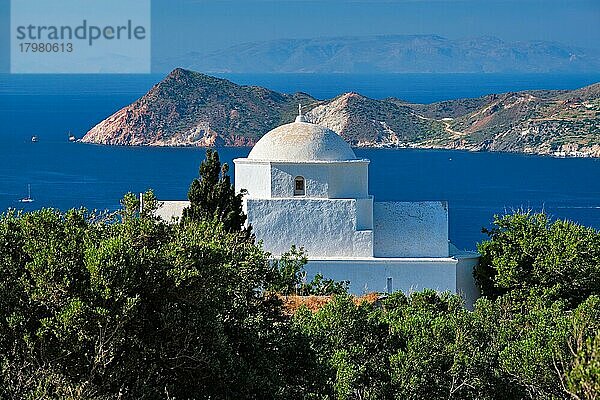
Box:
(0, 193, 319, 399)
(293, 292, 600, 400)
(0, 170, 598, 399)
(475, 211, 600, 307)
(182, 149, 249, 234)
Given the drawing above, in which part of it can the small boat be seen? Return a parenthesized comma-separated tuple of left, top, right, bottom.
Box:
(19, 184, 34, 203)
(68, 132, 76, 142)
(31, 135, 39, 143)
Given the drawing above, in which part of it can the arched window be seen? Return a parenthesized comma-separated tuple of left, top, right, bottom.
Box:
(294, 176, 305, 196)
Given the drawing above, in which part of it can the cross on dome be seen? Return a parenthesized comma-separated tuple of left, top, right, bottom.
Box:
(295, 103, 308, 123)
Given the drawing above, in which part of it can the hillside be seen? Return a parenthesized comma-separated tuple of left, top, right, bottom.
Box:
(159, 35, 600, 74)
(439, 85, 600, 156)
(307, 92, 445, 147)
(82, 68, 317, 146)
(82, 69, 600, 157)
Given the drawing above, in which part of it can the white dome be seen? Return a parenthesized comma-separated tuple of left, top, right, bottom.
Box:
(248, 121, 357, 162)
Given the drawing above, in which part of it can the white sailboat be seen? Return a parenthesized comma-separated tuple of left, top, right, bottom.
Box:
(19, 184, 34, 203)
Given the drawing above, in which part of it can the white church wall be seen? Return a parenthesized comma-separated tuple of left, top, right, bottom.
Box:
(270, 163, 329, 198)
(305, 258, 458, 296)
(268, 161, 370, 199)
(246, 198, 373, 257)
(454, 252, 480, 310)
(355, 197, 374, 230)
(327, 162, 369, 198)
(373, 201, 449, 258)
(353, 230, 374, 256)
(234, 160, 272, 198)
(155, 200, 189, 222)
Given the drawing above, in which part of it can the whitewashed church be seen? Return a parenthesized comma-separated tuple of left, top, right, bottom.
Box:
(157, 110, 480, 305)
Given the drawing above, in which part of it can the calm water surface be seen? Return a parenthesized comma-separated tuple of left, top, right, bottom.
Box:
(1, 141, 598, 250)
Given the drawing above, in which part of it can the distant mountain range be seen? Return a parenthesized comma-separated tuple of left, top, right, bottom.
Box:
(82, 68, 600, 157)
(156, 35, 600, 74)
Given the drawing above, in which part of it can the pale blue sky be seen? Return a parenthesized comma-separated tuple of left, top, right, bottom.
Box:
(151, 0, 600, 56)
(2, 0, 599, 72)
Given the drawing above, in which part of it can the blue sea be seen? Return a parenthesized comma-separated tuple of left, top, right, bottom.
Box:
(1, 73, 600, 250)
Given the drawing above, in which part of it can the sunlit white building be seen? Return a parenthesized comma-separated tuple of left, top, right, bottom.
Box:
(158, 111, 480, 305)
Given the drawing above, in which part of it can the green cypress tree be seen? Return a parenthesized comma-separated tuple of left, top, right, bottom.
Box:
(182, 149, 249, 234)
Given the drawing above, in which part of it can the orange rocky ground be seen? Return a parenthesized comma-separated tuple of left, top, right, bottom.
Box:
(279, 293, 381, 314)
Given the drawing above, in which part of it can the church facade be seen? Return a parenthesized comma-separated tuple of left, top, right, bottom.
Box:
(157, 112, 480, 305)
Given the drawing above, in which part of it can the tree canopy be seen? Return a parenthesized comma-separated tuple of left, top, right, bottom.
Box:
(0, 155, 598, 399)
(181, 149, 249, 235)
(0, 193, 316, 399)
(475, 211, 600, 308)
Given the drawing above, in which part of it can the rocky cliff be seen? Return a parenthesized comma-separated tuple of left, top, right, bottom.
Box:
(82, 69, 600, 157)
(83, 68, 315, 146)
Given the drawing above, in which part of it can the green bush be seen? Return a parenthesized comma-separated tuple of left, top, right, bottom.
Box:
(476, 211, 600, 307)
(0, 196, 313, 399)
(1, 160, 599, 399)
(269, 245, 349, 296)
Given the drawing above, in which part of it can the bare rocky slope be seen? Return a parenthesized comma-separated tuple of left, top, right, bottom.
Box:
(82, 69, 600, 157)
(82, 68, 315, 147)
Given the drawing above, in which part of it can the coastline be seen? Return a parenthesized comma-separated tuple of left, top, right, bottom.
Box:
(77, 140, 600, 159)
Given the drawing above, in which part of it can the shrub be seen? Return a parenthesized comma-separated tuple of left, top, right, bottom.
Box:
(475, 211, 600, 307)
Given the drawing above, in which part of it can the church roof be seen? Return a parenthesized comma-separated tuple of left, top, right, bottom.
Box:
(248, 119, 357, 162)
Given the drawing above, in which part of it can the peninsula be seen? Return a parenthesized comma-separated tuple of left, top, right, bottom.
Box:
(82, 68, 600, 158)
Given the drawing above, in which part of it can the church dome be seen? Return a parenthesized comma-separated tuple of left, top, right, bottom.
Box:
(248, 118, 357, 162)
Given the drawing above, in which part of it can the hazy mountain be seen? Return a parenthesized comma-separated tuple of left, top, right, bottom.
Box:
(82, 69, 600, 157)
(158, 35, 600, 74)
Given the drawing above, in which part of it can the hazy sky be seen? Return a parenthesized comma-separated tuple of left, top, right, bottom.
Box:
(151, 0, 600, 58)
(1, 0, 599, 72)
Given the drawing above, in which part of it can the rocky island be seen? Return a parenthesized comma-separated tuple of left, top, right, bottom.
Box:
(82, 68, 600, 158)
